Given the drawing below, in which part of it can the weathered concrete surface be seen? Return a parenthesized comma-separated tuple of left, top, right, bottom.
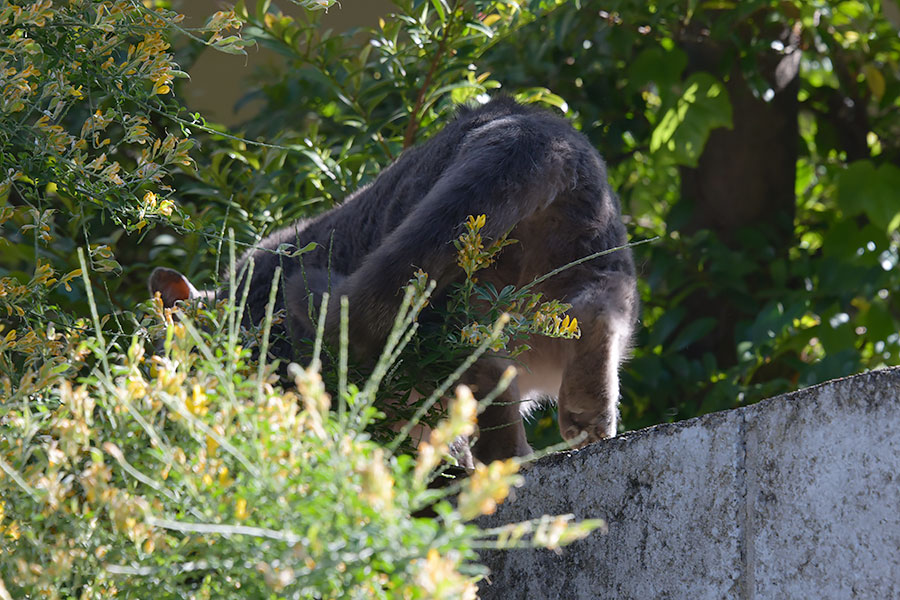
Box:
(479, 367, 900, 599)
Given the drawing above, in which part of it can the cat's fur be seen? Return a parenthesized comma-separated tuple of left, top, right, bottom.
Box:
(150, 97, 638, 463)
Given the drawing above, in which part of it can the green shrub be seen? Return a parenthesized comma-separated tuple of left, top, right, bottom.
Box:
(0, 2, 605, 596)
(478, 0, 900, 430)
(0, 259, 599, 597)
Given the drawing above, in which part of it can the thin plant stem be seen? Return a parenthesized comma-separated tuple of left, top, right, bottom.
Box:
(520, 238, 658, 294)
(311, 291, 329, 370)
(0, 455, 40, 501)
(338, 295, 349, 424)
(388, 313, 509, 455)
(77, 247, 111, 381)
(255, 266, 282, 402)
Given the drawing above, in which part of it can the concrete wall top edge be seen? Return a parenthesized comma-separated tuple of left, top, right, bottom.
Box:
(480, 367, 900, 599)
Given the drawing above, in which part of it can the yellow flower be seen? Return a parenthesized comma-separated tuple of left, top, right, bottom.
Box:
(206, 434, 219, 457)
(414, 441, 439, 483)
(158, 199, 174, 216)
(414, 549, 478, 600)
(217, 466, 233, 487)
(235, 497, 248, 520)
(186, 384, 208, 416)
(358, 448, 394, 510)
(457, 459, 522, 520)
(5, 520, 21, 541)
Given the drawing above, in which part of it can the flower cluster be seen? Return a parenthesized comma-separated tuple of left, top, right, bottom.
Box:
(0, 3, 608, 596)
(454, 214, 516, 281)
(0, 259, 90, 395)
(0, 278, 603, 597)
(457, 458, 522, 520)
(413, 384, 479, 482)
(452, 214, 582, 353)
(527, 299, 581, 339)
(0, 0, 246, 239)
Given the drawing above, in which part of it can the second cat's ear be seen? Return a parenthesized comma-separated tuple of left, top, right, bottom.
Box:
(148, 267, 204, 308)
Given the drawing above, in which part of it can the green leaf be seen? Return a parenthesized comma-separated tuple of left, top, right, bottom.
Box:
(430, 0, 447, 23)
(821, 221, 888, 262)
(670, 317, 717, 352)
(255, 0, 271, 21)
(832, 0, 867, 26)
(48, 362, 72, 377)
(626, 46, 687, 99)
(465, 19, 495, 38)
(837, 161, 900, 233)
(212, 36, 249, 56)
(647, 306, 686, 348)
(864, 301, 896, 342)
(514, 87, 568, 112)
(649, 72, 732, 167)
(449, 82, 486, 104)
(428, 80, 484, 104)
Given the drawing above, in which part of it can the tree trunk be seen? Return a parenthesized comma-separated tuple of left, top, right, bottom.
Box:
(676, 34, 800, 370)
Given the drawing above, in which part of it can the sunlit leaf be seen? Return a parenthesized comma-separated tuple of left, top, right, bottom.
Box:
(649, 72, 733, 167)
(430, 0, 447, 23)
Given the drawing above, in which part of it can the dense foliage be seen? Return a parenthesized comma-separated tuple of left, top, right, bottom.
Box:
(479, 0, 900, 433)
(0, 0, 596, 597)
(2, 0, 900, 595)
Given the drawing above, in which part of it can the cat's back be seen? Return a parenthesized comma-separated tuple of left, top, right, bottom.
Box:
(288, 98, 541, 267)
(242, 98, 554, 277)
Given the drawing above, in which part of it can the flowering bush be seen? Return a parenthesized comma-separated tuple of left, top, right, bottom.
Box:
(0, 1, 604, 597)
(0, 254, 600, 598)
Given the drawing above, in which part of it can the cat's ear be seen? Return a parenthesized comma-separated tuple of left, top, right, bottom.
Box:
(148, 267, 205, 308)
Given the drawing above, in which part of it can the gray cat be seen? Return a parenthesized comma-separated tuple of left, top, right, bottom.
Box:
(150, 97, 638, 463)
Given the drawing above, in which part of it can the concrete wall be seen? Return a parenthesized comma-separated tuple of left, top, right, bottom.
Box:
(480, 368, 900, 599)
